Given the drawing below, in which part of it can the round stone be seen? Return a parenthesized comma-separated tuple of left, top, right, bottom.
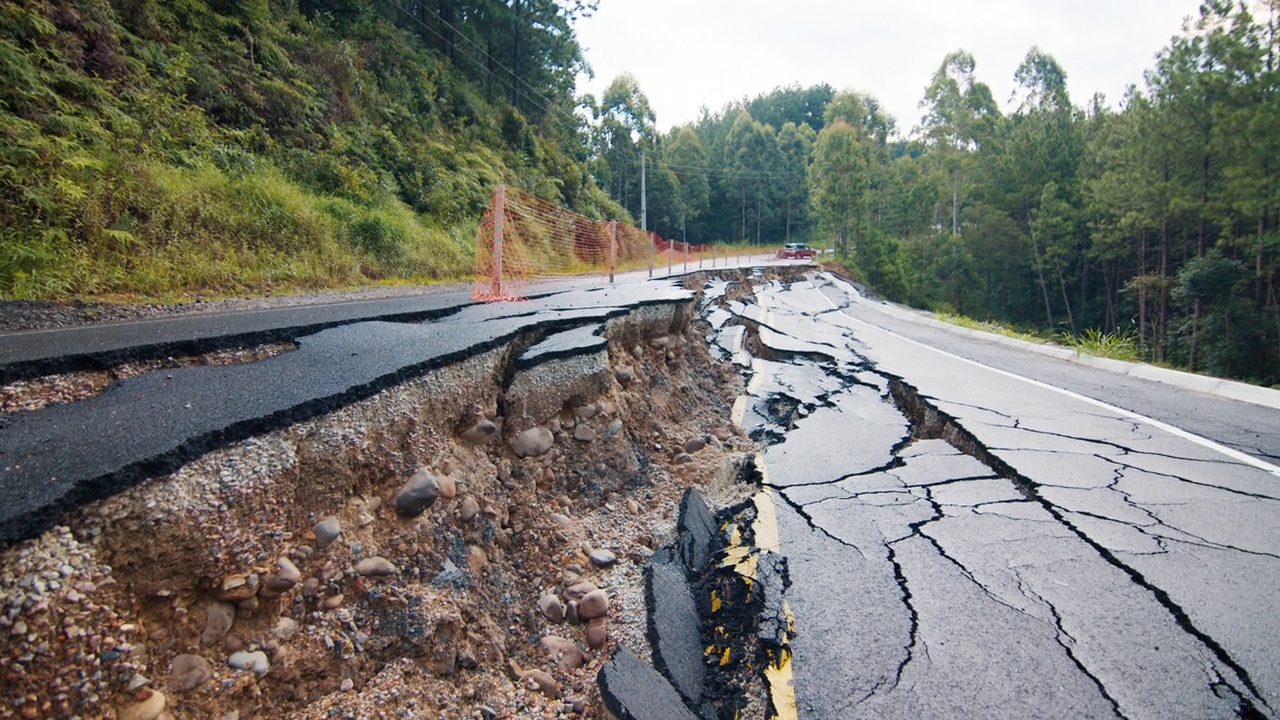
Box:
(586, 617, 607, 650)
(577, 589, 609, 620)
(563, 581, 597, 602)
(313, 517, 342, 551)
(393, 470, 440, 518)
(228, 650, 270, 676)
(436, 474, 457, 500)
(573, 424, 596, 442)
(712, 427, 733, 442)
(200, 602, 235, 647)
(353, 557, 397, 577)
(170, 654, 213, 692)
(460, 419, 498, 445)
(459, 495, 480, 522)
(539, 635, 585, 671)
(261, 557, 301, 597)
(301, 577, 320, 598)
(271, 617, 299, 640)
(521, 668, 559, 699)
(510, 427, 554, 457)
(538, 594, 565, 623)
(605, 419, 624, 439)
(683, 437, 707, 454)
(119, 688, 166, 720)
(589, 549, 617, 568)
(614, 367, 634, 385)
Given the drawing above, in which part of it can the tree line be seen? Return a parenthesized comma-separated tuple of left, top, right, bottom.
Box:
(585, 1, 1279, 383)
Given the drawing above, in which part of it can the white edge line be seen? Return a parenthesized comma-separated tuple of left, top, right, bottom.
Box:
(817, 282, 1280, 480)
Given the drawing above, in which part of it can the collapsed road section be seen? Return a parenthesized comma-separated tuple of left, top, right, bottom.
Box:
(0, 272, 810, 719)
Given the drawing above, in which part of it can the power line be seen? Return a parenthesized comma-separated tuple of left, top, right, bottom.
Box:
(664, 161, 803, 181)
(379, 0, 585, 131)
(375, 5, 806, 190)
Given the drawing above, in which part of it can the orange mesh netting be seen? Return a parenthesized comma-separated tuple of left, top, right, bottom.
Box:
(471, 185, 668, 301)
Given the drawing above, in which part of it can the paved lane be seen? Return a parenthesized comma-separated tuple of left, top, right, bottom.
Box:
(722, 273, 1280, 719)
(833, 290, 1280, 464)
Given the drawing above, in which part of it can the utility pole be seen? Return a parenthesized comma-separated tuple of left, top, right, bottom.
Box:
(642, 150, 651, 277)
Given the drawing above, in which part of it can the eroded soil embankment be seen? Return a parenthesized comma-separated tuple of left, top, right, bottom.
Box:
(0, 272, 786, 719)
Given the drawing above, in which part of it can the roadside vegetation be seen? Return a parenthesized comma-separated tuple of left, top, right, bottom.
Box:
(1058, 329, 1143, 363)
(0, 0, 617, 300)
(933, 312, 1045, 346)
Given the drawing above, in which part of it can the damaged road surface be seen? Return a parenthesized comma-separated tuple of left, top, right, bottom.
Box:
(721, 272, 1280, 719)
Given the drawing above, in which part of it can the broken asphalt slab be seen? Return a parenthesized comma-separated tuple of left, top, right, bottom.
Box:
(646, 550, 707, 712)
(603, 488, 795, 720)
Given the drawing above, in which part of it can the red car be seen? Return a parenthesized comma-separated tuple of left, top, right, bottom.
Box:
(777, 243, 817, 259)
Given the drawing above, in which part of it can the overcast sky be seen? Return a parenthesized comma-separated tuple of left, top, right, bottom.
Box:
(573, 0, 1200, 135)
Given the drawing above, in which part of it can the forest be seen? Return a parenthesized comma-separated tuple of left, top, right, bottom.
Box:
(0, 0, 1277, 383)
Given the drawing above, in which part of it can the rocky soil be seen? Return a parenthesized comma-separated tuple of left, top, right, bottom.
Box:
(0, 273, 769, 719)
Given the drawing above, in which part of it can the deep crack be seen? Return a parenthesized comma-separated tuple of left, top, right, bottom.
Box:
(888, 375, 1271, 716)
(1016, 573, 1127, 719)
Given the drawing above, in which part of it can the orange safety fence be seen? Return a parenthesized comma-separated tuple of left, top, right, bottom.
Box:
(472, 184, 743, 301)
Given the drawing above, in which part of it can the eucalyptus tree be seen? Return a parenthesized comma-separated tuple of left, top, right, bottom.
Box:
(776, 121, 816, 242)
(809, 120, 868, 259)
(591, 73, 656, 218)
(919, 50, 1000, 235)
(725, 110, 781, 243)
(664, 125, 712, 242)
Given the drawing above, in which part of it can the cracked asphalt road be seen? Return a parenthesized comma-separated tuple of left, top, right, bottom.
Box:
(721, 273, 1280, 719)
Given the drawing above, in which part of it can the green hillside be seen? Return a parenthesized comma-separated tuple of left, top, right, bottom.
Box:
(0, 0, 617, 299)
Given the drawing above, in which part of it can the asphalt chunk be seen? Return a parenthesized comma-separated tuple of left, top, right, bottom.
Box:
(598, 645, 700, 720)
(646, 551, 706, 710)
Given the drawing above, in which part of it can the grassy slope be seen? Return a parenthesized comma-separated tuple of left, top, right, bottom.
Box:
(0, 0, 620, 301)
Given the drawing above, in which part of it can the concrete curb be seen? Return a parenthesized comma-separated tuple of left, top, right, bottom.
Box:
(847, 290, 1280, 412)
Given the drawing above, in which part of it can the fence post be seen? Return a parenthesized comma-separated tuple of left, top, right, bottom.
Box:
(648, 229, 654, 278)
(608, 221, 617, 284)
(667, 235, 673, 276)
(683, 241, 689, 273)
(491, 184, 505, 299)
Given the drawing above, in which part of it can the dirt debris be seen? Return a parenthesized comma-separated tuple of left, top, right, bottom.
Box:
(0, 273, 788, 719)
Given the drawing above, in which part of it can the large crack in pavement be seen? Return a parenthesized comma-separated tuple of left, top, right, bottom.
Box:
(891, 374, 1271, 710)
(719, 271, 1275, 718)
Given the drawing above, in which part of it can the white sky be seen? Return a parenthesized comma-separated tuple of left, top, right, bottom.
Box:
(573, 0, 1200, 135)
